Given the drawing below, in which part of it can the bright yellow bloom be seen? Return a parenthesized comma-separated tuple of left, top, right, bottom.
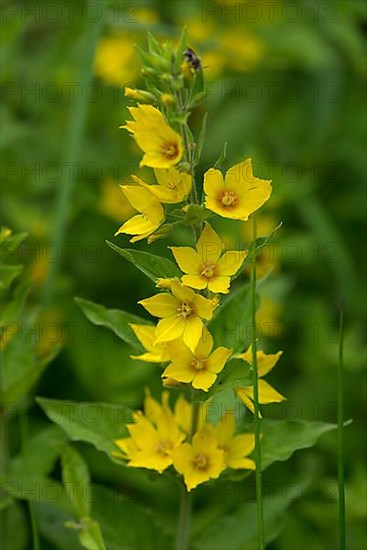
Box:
(162, 328, 232, 391)
(173, 395, 205, 435)
(94, 36, 138, 85)
(204, 159, 272, 220)
(115, 186, 164, 243)
(138, 279, 215, 352)
(100, 179, 135, 223)
(114, 391, 185, 473)
(122, 105, 183, 168)
(214, 413, 255, 470)
(170, 222, 247, 294)
(171, 426, 225, 491)
(236, 347, 285, 416)
(132, 167, 192, 204)
(129, 324, 169, 363)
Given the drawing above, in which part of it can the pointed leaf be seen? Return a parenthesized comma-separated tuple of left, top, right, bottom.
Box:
(37, 398, 132, 458)
(75, 297, 151, 350)
(106, 241, 181, 281)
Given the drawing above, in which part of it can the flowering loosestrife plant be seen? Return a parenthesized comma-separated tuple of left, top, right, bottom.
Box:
(110, 31, 281, 546)
(31, 30, 345, 550)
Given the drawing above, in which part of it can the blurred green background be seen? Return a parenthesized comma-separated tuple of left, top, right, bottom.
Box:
(1, 0, 366, 548)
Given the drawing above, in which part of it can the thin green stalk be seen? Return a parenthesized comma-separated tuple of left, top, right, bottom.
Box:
(19, 409, 40, 550)
(41, 2, 106, 308)
(175, 396, 200, 550)
(0, 405, 8, 549)
(251, 217, 265, 550)
(338, 302, 346, 550)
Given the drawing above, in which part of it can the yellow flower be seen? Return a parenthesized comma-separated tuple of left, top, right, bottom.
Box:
(114, 391, 185, 473)
(115, 186, 164, 243)
(94, 36, 138, 85)
(100, 179, 135, 223)
(236, 347, 285, 416)
(170, 222, 247, 294)
(204, 159, 272, 220)
(214, 413, 255, 470)
(122, 105, 183, 168)
(173, 395, 205, 435)
(132, 167, 192, 204)
(171, 426, 225, 491)
(162, 328, 232, 391)
(129, 324, 169, 363)
(138, 279, 215, 351)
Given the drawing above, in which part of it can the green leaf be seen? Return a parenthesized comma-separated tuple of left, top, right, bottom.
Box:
(37, 398, 132, 458)
(78, 518, 106, 550)
(213, 141, 227, 171)
(92, 485, 172, 550)
(193, 490, 297, 550)
(0, 229, 27, 257)
(147, 31, 163, 56)
(196, 111, 208, 163)
(209, 284, 255, 353)
(207, 359, 252, 397)
(175, 26, 188, 71)
(0, 328, 60, 404)
(0, 264, 23, 289)
(260, 420, 342, 470)
(75, 297, 151, 350)
(8, 425, 68, 479)
(61, 445, 91, 518)
(106, 241, 181, 282)
(1, 279, 31, 325)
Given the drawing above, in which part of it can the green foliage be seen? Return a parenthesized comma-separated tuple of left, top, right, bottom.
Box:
(75, 297, 150, 350)
(106, 241, 181, 281)
(37, 398, 132, 458)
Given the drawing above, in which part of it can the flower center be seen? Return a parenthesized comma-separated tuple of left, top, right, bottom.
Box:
(191, 357, 206, 371)
(177, 302, 193, 318)
(200, 262, 216, 279)
(193, 453, 209, 470)
(155, 439, 172, 455)
(162, 141, 179, 160)
(221, 190, 238, 207)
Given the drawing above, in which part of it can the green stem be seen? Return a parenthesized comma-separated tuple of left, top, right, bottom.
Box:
(41, 2, 106, 309)
(19, 410, 40, 550)
(175, 395, 200, 550)
(0, 405, 8, 549)
(251, 217, 265, 550)
(338, 301, 346, 550)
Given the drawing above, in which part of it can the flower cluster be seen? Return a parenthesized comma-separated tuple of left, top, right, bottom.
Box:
(112, 33, 285, 492)
(114, 392, 255, 491)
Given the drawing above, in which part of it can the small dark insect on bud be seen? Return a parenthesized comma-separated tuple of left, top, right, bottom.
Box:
(183, 47, 202, 71)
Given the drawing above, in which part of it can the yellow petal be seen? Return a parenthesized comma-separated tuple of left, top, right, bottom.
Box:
(194, 327, 213, 357)
(207, 276, 231, 294)
(129, 324, 156, 352)
(203, 168, 224, 198)
(192, 370, 216, 391)
(257, 379, 286, 403)
(216, 250, 248, 276)
(170, 246, 200, 274)
(115, 214, 157, 237)
(196, 223, 223, 263)
(182, 274, 207, 290)
(163, 363, 194, 384)
(183, 316, 203, 351)
(214, 412, 235, 446)
(155, 315, 185, 343)
(138, 293, 178, 318)
(206, 347, 232, 373)
(257, 350, 283, 377)
(193, 293, 215, 320)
